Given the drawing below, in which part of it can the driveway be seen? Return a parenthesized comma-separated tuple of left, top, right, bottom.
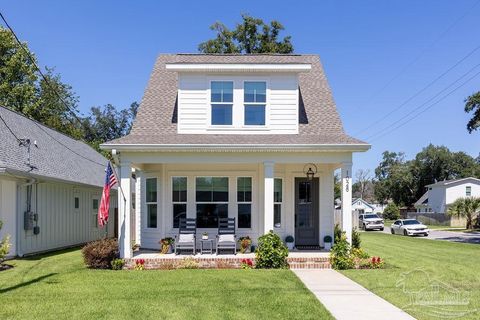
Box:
(379, 227, 480, 244)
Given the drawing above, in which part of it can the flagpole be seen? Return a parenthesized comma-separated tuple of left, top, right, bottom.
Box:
(109, 160, 127, 203)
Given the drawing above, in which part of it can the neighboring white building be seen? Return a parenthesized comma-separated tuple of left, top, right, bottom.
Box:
(414, 177, 480, 214)
(0, 107, 117, 257)
(101, 54, 370, 258)
(352, 198, 375, 214)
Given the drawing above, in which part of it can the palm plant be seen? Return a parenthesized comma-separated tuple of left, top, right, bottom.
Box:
(447, 197, 480, 229)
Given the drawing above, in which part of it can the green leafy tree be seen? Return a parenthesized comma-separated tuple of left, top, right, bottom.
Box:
(0, 27, 38, 114)
(382, 203, 400, 220)
(0, 27, 81, 138)
(447, 197, 480, 230)
(0, 220, 11, 265)
(199, 14, 293, 54)
(464, 91, 480, 133)
(82, 102, 138, 154)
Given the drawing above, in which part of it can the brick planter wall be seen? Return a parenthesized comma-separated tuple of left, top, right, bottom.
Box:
(124, 256, 331, 270)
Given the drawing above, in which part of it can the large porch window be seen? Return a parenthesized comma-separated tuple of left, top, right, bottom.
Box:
(274, 178, 282, 228)
(146, 178, 157, 228)
(196, 177, 229, 228)
(172, 177, 187, 228)
(237, 177, 252, 228)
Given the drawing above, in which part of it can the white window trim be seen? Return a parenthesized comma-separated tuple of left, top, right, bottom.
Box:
(91, 194, 100, 229)
(274, 177, 283, 230)
(195, 176, 230, 229)
(243, 80, 268, 127)
(209, 80, 234, 127)
(237, 176, 253, 230)
(172, 176, 188, 229)
(206, 77, 270, 130)
(145, 177, 159, 230)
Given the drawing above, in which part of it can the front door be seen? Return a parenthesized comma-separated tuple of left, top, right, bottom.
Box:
(295, 177, 319, 246)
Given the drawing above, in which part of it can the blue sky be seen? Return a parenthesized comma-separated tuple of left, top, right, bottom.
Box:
(2, 1, 479, 176)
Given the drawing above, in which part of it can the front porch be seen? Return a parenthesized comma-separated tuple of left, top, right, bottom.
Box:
(126, 250, 331, 269)
(113, 150, 354, 259)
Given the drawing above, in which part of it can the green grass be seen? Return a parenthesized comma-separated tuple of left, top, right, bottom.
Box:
(341, 233, 480, 320)
(0, 249, 332, 320)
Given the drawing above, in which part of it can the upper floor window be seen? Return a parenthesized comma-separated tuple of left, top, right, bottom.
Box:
(244, 81, 266, 126)
(211, 81, 233, 125)
(466, 186, 472, 197)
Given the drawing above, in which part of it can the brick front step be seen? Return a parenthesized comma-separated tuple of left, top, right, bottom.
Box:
(124, 256, 331, 270)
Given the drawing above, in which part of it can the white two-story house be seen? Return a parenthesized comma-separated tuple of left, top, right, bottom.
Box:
(102, 54, 370, 258)
(414, 177, 480, 214)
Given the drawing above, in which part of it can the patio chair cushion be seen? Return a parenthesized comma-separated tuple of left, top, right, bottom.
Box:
(178, 234, 194, 243)
(218, 234, 235, 243)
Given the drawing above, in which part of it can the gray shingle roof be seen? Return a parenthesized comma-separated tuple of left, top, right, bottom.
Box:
(0, 106, 108, 187)
(103, 54, 367, 147)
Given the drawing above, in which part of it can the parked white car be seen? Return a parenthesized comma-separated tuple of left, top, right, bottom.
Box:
(359, 214, 384, 231)
(390, 219, 429, 236)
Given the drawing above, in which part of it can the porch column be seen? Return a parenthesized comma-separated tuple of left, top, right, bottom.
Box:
(118, 162, 132, 258)
(134, 170, 142, 246)
(341, 162, 353, 244)
(263, 161, 275, 234)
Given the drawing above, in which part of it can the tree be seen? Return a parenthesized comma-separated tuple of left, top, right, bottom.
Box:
(199, 14, 293, 54)
(464, 91, 480, 133)
(382, 203, 400, 220)
(0, 27, 81, 138)
(0, 220, 11, 265)
(374, 146, 480, 207)
(447, 197, 480, 229)
(334, 173, 341, 200)
(0, 27, 38, 114)
(353, 169, 372, 200)
(82, 102, 138, 154)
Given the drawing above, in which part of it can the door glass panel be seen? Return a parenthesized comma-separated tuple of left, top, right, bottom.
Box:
(297, 181, 313, 227)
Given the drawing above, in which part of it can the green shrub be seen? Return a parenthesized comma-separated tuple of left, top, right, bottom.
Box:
(111, 258, 125, 270)
(334, 223, 342, 243)
(330, 232, 354, 270)
(255, 231, 289, 269)
(82, 238, 119, 269)
(323, 235, 332, 243)
(0, 220, 11, 264)
(382, 203, 400, 220)
(352, 227, 361, 249)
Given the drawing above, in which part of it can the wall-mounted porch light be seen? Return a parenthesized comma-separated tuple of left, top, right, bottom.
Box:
(303, 163, 317, 181)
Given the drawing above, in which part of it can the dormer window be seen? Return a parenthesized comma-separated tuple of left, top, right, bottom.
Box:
(211, 81, 233, 125)
(244, 81, 266, 126)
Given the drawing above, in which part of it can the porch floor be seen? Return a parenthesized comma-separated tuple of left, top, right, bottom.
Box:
(127, 250, 331, 269)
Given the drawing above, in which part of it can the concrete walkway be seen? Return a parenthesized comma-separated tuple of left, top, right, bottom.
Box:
(293, 269, 415, 320)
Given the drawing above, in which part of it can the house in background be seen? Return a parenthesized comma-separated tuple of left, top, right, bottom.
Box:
(0, 106, 117, 257)
(352, 198, 375, 214)
(414, 177, 480, 214)
(102, 54, 370, 258)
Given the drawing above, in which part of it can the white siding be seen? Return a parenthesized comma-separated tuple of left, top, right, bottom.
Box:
(0, 178, 17, 256)
(177, 73, 299, 134)
(17, 181, 117, 256)
(137, 163, 335, 250)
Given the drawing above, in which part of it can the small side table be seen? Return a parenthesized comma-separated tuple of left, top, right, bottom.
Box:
(200, 239, 214, 254)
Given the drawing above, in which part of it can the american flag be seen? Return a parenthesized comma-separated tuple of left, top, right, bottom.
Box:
(98, 162, 117, 227)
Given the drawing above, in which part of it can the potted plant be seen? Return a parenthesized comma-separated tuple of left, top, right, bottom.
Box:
(324, 235, 333, 251)
(202, 232, 209, 240)
(159, 237, 174, 254)
(285, 235, 294, 250)
(238, 236, 252, 253)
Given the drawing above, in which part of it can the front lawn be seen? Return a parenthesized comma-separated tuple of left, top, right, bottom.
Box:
(0, 249, 332, 320)
(341, 232, 480, 320)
